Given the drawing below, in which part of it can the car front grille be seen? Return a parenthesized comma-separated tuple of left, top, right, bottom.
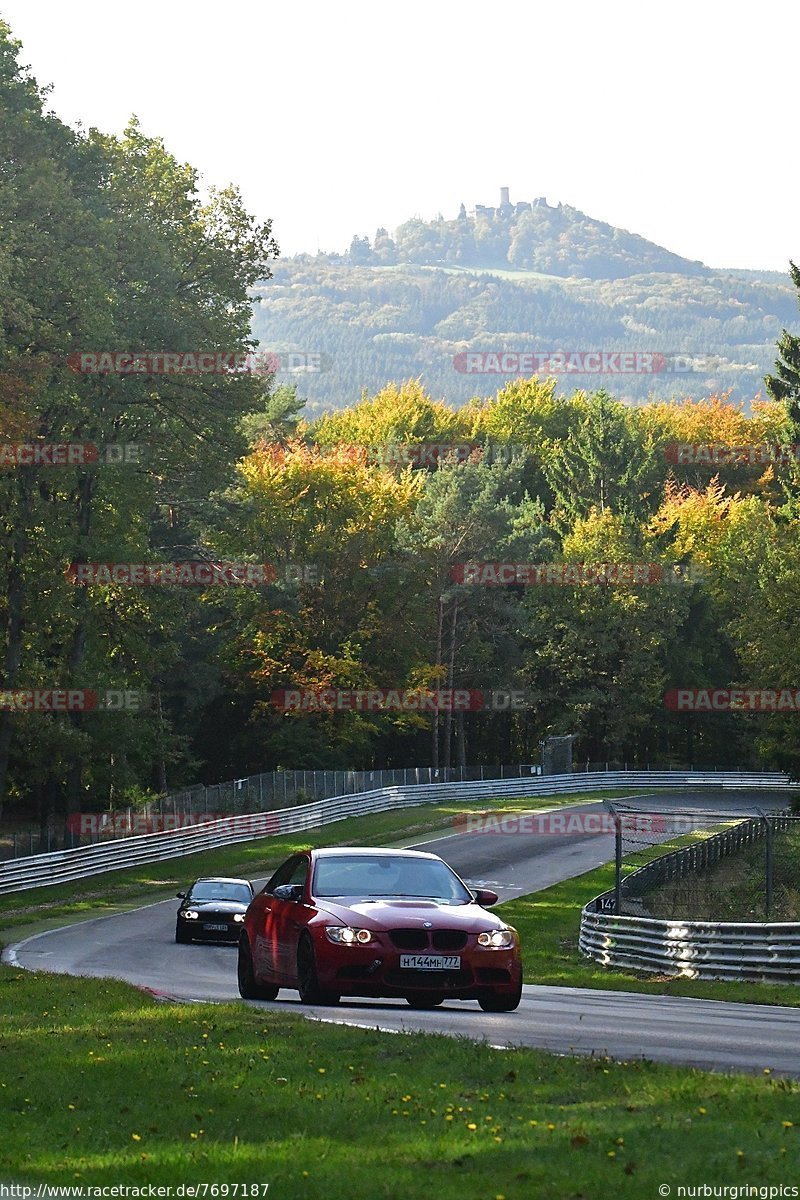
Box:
(431, 930, 467, 951)
(388, 928, 469, 951)
(388, 929, 429, 950)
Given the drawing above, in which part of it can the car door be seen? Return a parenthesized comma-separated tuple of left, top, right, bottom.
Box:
(270, 855, 311, 978)
(254, 854, 310, 982)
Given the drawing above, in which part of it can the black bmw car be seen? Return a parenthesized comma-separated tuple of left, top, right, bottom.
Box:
(175, 877, 254, 943)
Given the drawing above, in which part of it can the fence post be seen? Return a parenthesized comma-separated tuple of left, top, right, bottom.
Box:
(754, 808, 773, 919)
(607, 803, 623, 915)
(765, 816, 774, 919)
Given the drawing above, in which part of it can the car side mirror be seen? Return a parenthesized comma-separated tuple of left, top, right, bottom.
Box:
(273, 883, 303, 902)
(473, 888, 499, 906)
(176, 892, 186, 899)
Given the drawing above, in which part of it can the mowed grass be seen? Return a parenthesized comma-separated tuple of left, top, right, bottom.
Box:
(0, 790, 635, 936)
(504, 857, 800, 1007)
(1, 966, 799, 1195)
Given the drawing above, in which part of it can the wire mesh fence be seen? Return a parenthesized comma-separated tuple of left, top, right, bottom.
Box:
(0, 762, 541, 860)
(605, 800, 800, 921)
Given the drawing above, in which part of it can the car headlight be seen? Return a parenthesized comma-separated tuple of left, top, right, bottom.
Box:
(233, 913, 245, 922)
(182, 910, 199, 920)
(325, 926, 373, 945)
(477, 928, 515, 949)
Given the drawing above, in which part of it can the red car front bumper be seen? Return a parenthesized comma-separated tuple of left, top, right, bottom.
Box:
(310, 933, 522, 999)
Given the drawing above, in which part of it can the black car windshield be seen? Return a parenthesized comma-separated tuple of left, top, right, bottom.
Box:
(190, 882, 251, 903)
(312, 855, 472, 904)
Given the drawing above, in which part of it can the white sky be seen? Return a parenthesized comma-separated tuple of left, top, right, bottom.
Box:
(2, 0, 797, 272)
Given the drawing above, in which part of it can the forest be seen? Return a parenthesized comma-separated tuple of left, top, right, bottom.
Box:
(3, 20, 800, 827)
(251, 255, 795, 411)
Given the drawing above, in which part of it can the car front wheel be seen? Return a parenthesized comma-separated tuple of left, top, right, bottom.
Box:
(175, 922, 192, 944)
(297, 935, 340, 1006)
(237, 937, 279, 1001)
(478, 978, 523, 1012)
(406, 992, 445, 1009)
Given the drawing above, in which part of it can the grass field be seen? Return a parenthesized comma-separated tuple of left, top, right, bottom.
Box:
(3, 789, 800, 1192)
(1, 965, 799, 1195)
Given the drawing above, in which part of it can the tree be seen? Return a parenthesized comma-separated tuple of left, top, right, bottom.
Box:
(0, 22, 278, 814)
(542, 390, 662, 528)
(765, 261, 800, 431)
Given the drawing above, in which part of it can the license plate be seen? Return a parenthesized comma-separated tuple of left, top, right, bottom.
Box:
(204, 923, 229, 931)
(400, 954, 460, 970)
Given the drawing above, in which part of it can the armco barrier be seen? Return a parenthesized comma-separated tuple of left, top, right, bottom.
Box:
(579, 908, 800, 982)
(580, 811, 800, 981)
(0, 770, 794, 896)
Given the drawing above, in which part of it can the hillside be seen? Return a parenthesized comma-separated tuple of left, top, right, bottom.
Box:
(251, 192, 797, 413)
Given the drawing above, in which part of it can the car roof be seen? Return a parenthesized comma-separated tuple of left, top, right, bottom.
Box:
(190, 876, 252, 885)
(309, 847, 439, 861)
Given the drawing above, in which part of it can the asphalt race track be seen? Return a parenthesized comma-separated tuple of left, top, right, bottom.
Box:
(7, 790, 800, 1077)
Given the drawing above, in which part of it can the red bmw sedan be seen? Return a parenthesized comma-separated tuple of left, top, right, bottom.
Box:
(237, 847, 522, 1010)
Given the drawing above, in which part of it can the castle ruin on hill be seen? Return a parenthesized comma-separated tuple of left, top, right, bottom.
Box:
(468, 187, 560, 220)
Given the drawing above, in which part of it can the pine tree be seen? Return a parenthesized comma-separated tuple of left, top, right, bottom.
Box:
(765, 260, 800, 431)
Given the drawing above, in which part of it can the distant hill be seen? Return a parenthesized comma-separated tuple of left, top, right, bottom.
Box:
(251, 191, 796, 414)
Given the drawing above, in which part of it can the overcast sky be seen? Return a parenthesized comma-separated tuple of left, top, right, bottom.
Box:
(2, 0, 796, 272)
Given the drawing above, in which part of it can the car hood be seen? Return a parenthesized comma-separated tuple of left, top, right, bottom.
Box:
(313, 897, 505, 932)
(184, 899, 248, 914)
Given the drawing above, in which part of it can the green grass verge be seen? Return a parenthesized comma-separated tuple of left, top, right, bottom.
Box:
(1, 965, 799, 1194)
(505, 855, 800, 1007)
(0, 791, 636, 937)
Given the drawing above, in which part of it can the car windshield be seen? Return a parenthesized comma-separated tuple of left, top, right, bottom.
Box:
(312, 855, 472, 904)
(190, 882, 251, 903)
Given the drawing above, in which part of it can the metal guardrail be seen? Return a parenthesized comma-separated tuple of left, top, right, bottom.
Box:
(580, 810, 800, 980)
(0, 769, 794, 897)
(0, 762, 542, 860)
(580, 910, 800, 982)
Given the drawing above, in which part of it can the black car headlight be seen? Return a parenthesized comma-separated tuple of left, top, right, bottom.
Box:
(182, 910, 199, 920)
(477, 928, 515, 949)
(233, 913, 245, 923)
(325, 926, 373, 945)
